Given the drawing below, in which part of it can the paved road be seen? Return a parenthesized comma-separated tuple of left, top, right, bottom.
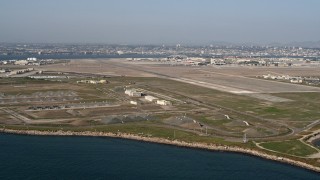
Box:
(0, 108, 32, 123)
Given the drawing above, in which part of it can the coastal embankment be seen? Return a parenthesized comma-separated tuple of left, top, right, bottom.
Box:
(305, 130, 320, 146)
(2, 128, 320, 173)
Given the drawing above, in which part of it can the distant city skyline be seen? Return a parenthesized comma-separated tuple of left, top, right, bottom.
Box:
(0, 0, 319, 45)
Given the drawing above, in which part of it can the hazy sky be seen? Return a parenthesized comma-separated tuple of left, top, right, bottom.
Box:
(0, 0, 319, 44)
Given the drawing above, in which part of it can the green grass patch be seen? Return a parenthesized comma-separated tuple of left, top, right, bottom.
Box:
(264, 107, 282, 113)
(260, 140, 318, 157)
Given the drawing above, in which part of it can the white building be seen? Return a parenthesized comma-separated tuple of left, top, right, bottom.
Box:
(156, 100, 171, 106)
(27, 57, 37, 61)
(211, 58, 226, 65)
(130, 101, 138, 105)
(290, 78, 303, 84)
(125, 89, 142, 97)
(29, 76, 67, 79)
(77, 80, 107, 84)
(14, 60, 28, 65)
(145, 95, 158, 102)
(125, 89, 134, 95)
(2, 61, 7, 65)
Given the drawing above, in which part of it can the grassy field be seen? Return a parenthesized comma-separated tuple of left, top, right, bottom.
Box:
(128, 77, 320, 123)
(260, 140, 318, 157)
(1, 77, 320, 143)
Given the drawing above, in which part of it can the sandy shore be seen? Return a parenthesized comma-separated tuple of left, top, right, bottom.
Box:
(1, 128, 320, 173)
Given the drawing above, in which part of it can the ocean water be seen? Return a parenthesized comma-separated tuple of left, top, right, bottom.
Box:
(0, 133, 319, 180)
(314, 139, 320, 147)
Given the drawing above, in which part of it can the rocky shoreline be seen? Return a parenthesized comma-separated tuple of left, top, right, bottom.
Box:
(2, 128, 320, 173)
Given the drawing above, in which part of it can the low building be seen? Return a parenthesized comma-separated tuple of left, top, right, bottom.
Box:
(30, 62, 41, 66)
(145, 95, 158, 102)
(130, 101, 138, 105)
(125, 89, 142, 97)
(211, 58, 226, 65)
(156, 100, 171, 106)
(263, 74, 290, 80)
(125, 89, 134, 95)
(77, 80, 107, 84)
(14, 60, 28, 65)
(27, 57, 37, 61)
(29, 75, 67, 79)
(304, 77, 320, 82)
(290, 78, 303, 84)
(9, 68, 34, 75)
(98, 80, 107, 84)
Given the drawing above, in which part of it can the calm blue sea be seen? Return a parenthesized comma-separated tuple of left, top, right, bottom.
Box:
(0, 133, 319, 180)
(315, 140, 320, 147)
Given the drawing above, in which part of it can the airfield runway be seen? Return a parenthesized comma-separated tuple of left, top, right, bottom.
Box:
(40, 59, 320, 102)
